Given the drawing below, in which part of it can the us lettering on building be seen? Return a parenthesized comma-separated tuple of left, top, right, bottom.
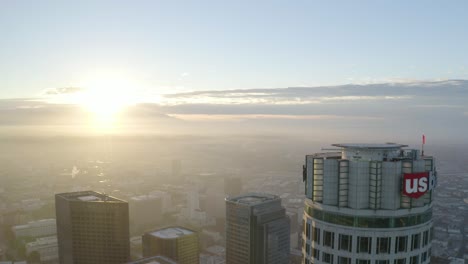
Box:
(402, 171, 436, 199)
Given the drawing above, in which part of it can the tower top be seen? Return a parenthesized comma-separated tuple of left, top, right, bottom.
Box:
(226, 193, 279, 206)
(332, 143, 408, 149)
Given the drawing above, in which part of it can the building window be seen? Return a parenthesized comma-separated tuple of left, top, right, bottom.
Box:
(395, 236, 407, 253)
(411, 234, 420, 250)
(306, 243, 310, 255)
(324, 231, 335, 248)
(313, 158, 324, 202)
(357, 236, 372, 254)
(422, 230, 429, 246)
(339, 234, 352, 252)
(376, 261, 389, 264)
(322, 252, 333, 264)
(305, 257, 310, 264)
(369, 161, 382, 209)
(338, 160, 349, 207)
(421, 251, 427, 262)
(312, 227, 320, 244)
(312, 248, 320, 260)
(306, 223, 311, 239)
(409, 256, 419, 264)
(377, 237, 390, 254)
(356, 260, 370, 264)
(394, 259, 406, 264)
(338, 256, 351, 264)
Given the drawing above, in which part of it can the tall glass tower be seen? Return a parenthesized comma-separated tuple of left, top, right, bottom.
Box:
(225, 193, 290, 264)
(302, 143, 436, 264)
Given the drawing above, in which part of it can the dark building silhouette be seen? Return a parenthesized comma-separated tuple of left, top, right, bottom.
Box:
(55, 191, 130, 264)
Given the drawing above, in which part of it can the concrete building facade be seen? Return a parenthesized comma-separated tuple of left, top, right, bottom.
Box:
(25, 236, 58, 264)
(12, 219, 56, 239)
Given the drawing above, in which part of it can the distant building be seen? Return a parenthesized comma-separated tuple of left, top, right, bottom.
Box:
(143, 226, 199, 264)
(55, 191, 130, 264)
(172, 160, 182, 181)
(225, 193, 290, 264)
(224, 177, 242, 197)
(25, 236, 58, 263)
(302, 143, 436, 264)
(129, 194, 164, 235)
(12, 218, 56, 239)
(127, 255, 178, 264)
(201, 173, 225, 219)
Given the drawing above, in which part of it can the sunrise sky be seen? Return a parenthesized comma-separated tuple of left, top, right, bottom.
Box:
(1, 1, 467, 142)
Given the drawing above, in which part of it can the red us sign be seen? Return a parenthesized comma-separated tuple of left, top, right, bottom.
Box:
(402, 172, 435, 199)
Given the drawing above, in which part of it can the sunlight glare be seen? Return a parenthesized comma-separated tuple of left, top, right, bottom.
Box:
(79, 78, 136, 130)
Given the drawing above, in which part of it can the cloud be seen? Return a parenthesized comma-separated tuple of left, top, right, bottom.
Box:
(410, 105, 465, 109)
(44, 87, 84, 95)
(1, 80, 467, 142)
(161, 79, 468, 106)
(168, 114, 383, 121)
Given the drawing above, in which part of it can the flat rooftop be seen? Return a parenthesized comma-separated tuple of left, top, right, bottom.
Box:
(148, 227, 194, 239)
(126, 256, 177, 264)
(308, 152, 341, 159)
(227, 193, 279, 205)
(332, 143, 408, 149)
(56, 191, 126, 203)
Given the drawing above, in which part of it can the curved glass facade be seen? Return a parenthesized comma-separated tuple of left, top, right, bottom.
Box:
(305, 205, 432, 228)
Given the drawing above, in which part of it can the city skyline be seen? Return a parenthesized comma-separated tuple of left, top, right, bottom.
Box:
(1, 1, 467, 263)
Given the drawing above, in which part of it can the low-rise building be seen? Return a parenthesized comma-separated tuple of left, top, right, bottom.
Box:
(25, 236, 58, 263)
(12, 219, 56, 239)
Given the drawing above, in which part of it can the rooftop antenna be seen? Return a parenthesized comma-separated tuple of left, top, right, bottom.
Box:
(421, 134, 425, 156)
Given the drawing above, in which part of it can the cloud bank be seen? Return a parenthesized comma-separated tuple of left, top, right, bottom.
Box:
(1, 80, 467, 143)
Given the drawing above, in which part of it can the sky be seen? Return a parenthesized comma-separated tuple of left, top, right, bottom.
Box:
(1, 0, 468, 98)
(1, 1, 468, 143)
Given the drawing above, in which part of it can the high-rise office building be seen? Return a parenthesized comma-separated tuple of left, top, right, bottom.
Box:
(225, 193, 290, 264)
(142, 226, 199, 264)
(302, 143, 436, 264)
(55, 191, 130, 264)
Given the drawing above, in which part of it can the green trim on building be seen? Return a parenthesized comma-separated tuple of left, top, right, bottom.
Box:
(304, 205, 432, 228)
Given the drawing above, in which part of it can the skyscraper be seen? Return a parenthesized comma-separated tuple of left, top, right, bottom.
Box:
(225, 193, 290, 264)
(142, 226, 199, 264)
(55, 191, 130, 264)
(302, 143, 436, 264)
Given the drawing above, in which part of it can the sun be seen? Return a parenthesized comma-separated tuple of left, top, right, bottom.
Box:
(78, 78, 136, 130)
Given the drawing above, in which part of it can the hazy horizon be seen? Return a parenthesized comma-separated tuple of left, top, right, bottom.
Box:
(0, 79, 466, 145)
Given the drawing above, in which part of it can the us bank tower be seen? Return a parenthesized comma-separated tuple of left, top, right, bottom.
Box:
(302, 143, 435, 264)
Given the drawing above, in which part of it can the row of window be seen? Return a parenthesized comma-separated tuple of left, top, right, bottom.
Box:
(306, 157, 434, 209)
(304, 249, 431, 264)
(304, 225, 431, 253)
(304, 205, 432, 228)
